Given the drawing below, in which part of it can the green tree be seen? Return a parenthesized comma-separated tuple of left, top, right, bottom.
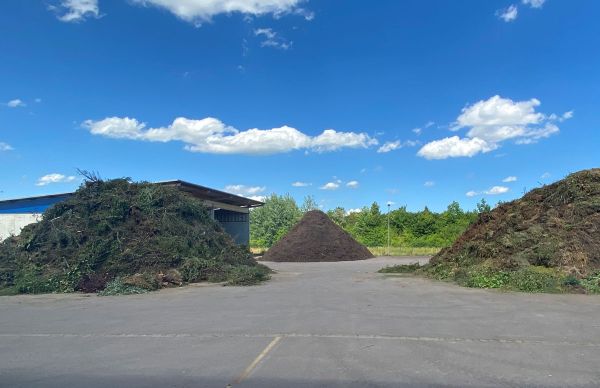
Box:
(301, 195, 319, 213)
(476, 198, 491, 213)
(250, 194, 302, 248)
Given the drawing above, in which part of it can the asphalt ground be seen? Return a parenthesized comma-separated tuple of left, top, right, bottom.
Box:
(1, 256, 599, 387)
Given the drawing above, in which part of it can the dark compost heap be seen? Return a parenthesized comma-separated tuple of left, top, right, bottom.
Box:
(262, 210, 374, 262)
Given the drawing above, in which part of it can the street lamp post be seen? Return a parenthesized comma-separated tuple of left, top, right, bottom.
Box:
(387, 202, 391, 256)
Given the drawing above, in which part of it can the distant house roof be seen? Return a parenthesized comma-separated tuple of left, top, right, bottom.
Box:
(0, 180, 263, 214)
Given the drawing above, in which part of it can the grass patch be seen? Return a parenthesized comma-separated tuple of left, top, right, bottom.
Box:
(369, 246, 440, 256)
(418, 260, 599, 293)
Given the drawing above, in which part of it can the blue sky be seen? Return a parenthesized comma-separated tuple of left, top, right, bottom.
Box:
(1, 0, 598, 212)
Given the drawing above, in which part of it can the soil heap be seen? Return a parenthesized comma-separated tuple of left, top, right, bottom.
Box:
(0, 178, 269, 294)
(262, 210, 374, 262)
(430, 168, 600, 277)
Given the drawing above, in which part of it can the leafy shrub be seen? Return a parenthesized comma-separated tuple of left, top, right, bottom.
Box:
(224, 265, 271, 286)
(378, 263, 422, 273)
(580, 272, 600, 294)
(98, 277, 148, 296)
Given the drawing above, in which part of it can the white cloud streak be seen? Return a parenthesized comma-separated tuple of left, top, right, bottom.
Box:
(424, 181, 435, 187)
(291, 181, 311, 187)
(83, 116, 377, 155)
(522, 0, 546, 8)
(377, 140, 419, 153)
(346, 180, 359, 189)
(466, 186, 510, 197)
(320, 181, 340, 190)
(36, 173, 76, 186)
(497, 4, 518, 22)
(131, 0, 306, 25)
(254, 28, 292, 50)
(502, 176, 517, 183)
(6, 99, 25, 108)
(51, 0, 100, 22)
(0, 142, 14, 151)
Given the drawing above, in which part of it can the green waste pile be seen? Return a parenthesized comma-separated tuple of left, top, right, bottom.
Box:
(0, 177, 270, 295)
(382, 169, 600, 293)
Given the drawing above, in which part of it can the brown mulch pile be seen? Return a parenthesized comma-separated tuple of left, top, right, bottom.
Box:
(430, 168, 600, 276)
(262, 210, 374, 262)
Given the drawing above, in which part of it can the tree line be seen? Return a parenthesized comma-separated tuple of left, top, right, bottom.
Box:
(250, 194, 492, 248)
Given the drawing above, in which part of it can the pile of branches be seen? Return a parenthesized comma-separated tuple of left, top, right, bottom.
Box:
(0, 176, 269, 294)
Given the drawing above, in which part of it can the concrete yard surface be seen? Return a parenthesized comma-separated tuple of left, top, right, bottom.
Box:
(1, 257, 599, 387)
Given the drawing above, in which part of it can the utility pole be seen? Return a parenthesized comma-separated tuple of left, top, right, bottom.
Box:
(387, 202, 391, 256)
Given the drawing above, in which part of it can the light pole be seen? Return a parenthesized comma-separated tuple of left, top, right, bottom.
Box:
(387, 202, 391, 256)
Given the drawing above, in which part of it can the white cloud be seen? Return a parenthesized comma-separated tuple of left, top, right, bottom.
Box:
(132, 0, 305, 25)
(291, 181, 311, 187)
(418, 96, 563, 160)
(346, 180, 359, 189)
(346, 208, 362, 215)
(502, 176, 517, 183)
(0, 142, 14, 151)
(497, 5, 518, 22)
(485, 186, 509, 195)
(466, 186, 509, 197)
(522, 0, 545, 8)
(36, 173, 76, 186)
(412, 128, 422, 135)
(425, 121, 435, 128)
(224, 184, 266, 197)
(84, 116, 377, 155)
(6, 99, 25, 108)
(541, 172, 551, 179)
(424, 181, 435, 187)
(320, 182, 340, 190)
(561, 110, 573, 121)
(254, 28, 292, 50)
(51, 0, 100, 22)
(377, 140, 419, 153)
(417, 136, 496, 160)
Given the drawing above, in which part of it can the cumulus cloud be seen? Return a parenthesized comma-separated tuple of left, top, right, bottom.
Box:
(131, 0, 306, 25)
(466, 186, 509, 197)
(346, 180, 359, 189)
(6, 99, 25, 108)
(417, 136, 496, 159)
(502, 176, 517, 183)
(254, 28, 292, 50)
(83, 116, 377, 155)
(346, 208, 362, 215)
(320, 181, 340, 190)
(522, 0, 546, 8)
(497, 4, 518, 22)
(50, 0, 100, 22)
(0, 142, 14, 151)
(377, 140, 419, 153)
(291, 181, 311, 187)
(418, 96, 567, 160)
(36, 173, 76, 186)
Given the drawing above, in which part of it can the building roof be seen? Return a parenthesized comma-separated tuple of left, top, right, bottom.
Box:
(0, 180, 263, 212)
(158, 180, 263, 208)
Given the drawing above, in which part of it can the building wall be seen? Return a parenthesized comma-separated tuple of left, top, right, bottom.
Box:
(0, 214, 41, 241)
(213, 209, 250, 246)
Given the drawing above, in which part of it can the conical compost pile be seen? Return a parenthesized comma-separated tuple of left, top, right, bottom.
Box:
(262, 210, 374, 262)
(428, 168, 600, 290)
(0, 178, 269, 294)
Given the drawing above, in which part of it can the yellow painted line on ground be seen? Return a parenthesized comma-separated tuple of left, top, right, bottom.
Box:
(234, 335, 282, 384)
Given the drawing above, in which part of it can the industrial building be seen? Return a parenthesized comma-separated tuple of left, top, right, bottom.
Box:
(0, 180, 263, 245)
